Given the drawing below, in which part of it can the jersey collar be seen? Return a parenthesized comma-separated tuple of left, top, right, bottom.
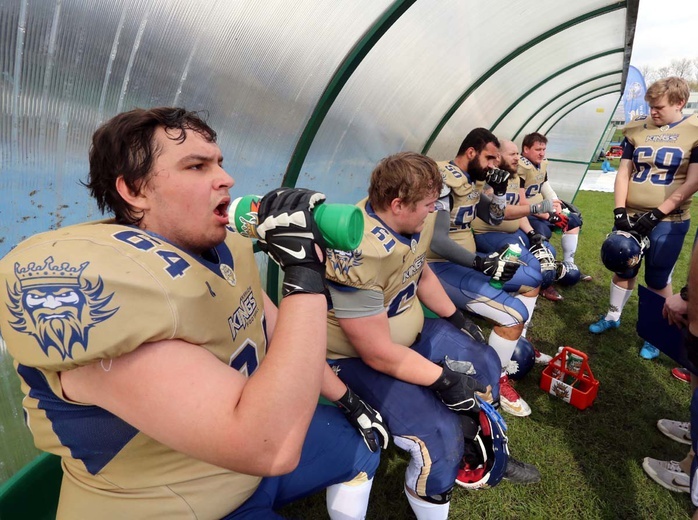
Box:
(364, 200, 422, 247)
(130, 226, 235, 279)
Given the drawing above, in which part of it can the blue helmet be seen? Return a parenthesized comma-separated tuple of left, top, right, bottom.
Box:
(506, 337, 536, 380)
(555, 261, 581, 286)
(600, 230, 649, 278)
(529, 242, 556, 289)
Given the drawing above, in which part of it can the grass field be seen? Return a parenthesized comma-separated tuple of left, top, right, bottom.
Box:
(0, 189, 693, 518)
(282, 189, 697, 519)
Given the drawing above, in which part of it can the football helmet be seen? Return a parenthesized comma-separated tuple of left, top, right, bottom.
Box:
(600, 230, 650, 278)
(506, 337, 535, 381)
(455, 397, 510, 489)
(555, 261, 581, 287)
(529, 242, 556, 289)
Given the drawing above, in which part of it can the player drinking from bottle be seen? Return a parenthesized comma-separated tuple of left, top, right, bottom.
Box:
(0, 107, 384, 519)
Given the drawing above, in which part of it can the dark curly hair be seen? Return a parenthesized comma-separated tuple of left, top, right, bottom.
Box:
(86, 107, 217, 224)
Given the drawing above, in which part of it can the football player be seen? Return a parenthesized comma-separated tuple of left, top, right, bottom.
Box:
(519, 132, 591, 301)
(589, 76, 698, 360)
(427, 129, 551, 418)
(0, 108, 384, 519)
(326, 152, 540, 520)
(472, 138, 558, 360)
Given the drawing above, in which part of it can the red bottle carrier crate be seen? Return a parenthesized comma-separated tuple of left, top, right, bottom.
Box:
(540, 347, 599, 410)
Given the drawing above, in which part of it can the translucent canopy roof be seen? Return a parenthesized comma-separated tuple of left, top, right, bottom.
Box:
(0, 0, 638, 480)
(1, 0, 638, 256)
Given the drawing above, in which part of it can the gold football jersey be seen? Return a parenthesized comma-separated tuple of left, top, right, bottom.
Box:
(0, 221, 268, 519)
(427, 161, 478, 259)
(518, 156, 548, 205)
(623, 114, 698, 220)
(472, 174, 521, 234)
(326, 198, 434, 359)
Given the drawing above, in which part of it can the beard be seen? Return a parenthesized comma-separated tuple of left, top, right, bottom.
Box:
(32, 310, 87, 360)
(500, 162, 517, 175)
(469, 161, 489, 182)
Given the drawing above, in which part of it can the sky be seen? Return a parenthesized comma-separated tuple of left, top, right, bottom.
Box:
(630, 0, 698, 70)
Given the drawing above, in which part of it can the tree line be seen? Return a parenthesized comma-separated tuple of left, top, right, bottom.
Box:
(638, 58, 698, 90)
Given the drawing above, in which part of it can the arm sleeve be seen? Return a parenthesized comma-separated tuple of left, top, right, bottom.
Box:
(540, 180, 559, 201)
(690, 146, 698, 164)
(621, 137, 635, 160)
(475, 191, 505, 226)
(429, 209, 478, 267)
(327, 283, 384, 318)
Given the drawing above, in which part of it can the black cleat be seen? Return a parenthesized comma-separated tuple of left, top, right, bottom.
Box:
(504, 457, 541, 484)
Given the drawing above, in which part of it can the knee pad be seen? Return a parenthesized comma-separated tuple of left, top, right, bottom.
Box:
(645, 269, 670, 290)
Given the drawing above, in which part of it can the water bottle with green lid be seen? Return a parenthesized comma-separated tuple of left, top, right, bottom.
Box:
(228, 195, 364, 251)
(488, 243, 522, 289)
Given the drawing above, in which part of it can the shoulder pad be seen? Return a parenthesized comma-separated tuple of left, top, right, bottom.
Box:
(623, 117, 647, 133)
(0, 224, 180, 370)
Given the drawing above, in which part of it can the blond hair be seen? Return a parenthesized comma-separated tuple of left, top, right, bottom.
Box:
(368, 152, 442, 211)
(645, 76, 689, 107)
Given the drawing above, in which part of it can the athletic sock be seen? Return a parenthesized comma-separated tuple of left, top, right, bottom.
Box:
(604, 281, 632, 322)
(561, 234, 578, 263)
(404, 485, 450, 520)
(488, 329, 518, 368)
(326, 474, 374, 520)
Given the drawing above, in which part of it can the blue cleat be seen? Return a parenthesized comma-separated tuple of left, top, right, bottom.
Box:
(589, 316, 620, 334)
(640, 342, 660, 360)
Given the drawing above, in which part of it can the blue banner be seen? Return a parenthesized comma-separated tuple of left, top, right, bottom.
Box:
(623, 65, 650, 123)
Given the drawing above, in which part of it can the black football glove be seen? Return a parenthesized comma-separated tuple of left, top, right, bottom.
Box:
(548, 212, 569, 231)
(334, 387, 389, 452)
(529, 199, 554, 215)
(613, 207, 633, 232)
(486, 168, 511, 196)
(632, 208, 666, 238)
(429, 357, 489, 413)
(445, 309, 487, 344)
(255, 188, 327, 298)
(526, 230, 546, 246)
(472, 247, 520, 283)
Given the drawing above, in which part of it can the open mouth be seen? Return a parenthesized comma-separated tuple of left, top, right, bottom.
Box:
(214, 201, 229, 219)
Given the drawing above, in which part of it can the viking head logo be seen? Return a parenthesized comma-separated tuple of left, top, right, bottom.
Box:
(326, 249, 362, 277)
(6, 257, 118, 360)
